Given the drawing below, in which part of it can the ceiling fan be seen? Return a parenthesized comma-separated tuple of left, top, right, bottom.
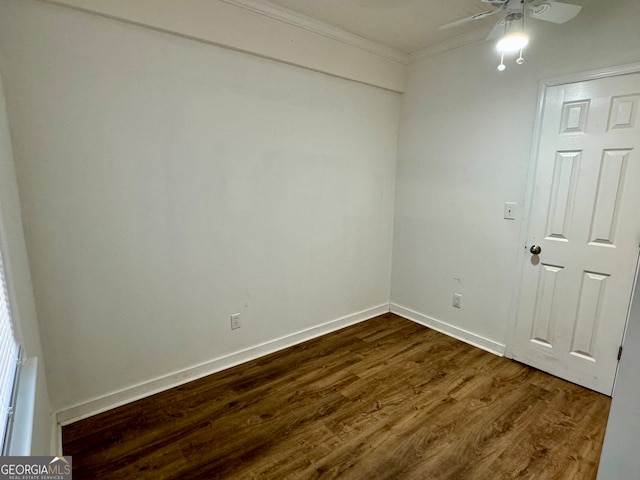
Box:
(438, 0, 583, 70)
(438, 0, 582, 32)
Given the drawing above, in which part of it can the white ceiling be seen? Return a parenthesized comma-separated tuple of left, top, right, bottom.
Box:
(264, 0, 499, 54)
(251, 0, 590, 58)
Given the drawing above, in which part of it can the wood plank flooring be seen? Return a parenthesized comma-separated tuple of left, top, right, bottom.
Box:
(62, 313, 611, 479)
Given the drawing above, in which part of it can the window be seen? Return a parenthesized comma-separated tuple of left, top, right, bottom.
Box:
(0, 249, 19, 452)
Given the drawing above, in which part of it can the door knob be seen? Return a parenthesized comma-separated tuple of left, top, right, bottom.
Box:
(529, 245, 542, 255)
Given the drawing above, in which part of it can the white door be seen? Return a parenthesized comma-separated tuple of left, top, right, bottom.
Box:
(512, 72, 640, 395)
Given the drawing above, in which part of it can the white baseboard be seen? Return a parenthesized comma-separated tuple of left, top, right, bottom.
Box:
(56, 303, 390, 427)
(390, 303, 506, 356)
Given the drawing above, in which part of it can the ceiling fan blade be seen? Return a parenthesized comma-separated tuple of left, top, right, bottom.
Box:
(530, 1, 582, 24)
(486, 17, 507, 40)
(437, 9, 499, 31)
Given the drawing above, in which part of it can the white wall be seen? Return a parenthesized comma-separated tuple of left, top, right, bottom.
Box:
(3, 0, 639, 438)
(0, 71, 52, 452)
(0, 0, 400, 414)
(391, 0, 640, 350)
(597, 263, 640, 479)
(38, 0, 407, 92)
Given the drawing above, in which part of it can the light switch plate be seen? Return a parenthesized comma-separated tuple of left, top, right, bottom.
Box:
(504, 202, 517, 220)
(453, 293, 462, 308)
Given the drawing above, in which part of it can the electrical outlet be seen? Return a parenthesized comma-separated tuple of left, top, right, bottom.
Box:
(230, 313, 241, 330)
(453, 293, 462, 308)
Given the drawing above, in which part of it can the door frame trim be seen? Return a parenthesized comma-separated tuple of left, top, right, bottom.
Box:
(504, 62, 640, 360)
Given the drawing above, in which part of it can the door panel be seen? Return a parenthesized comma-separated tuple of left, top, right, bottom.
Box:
(546, 151, 580, 241)
(530, 263, 562, 348)
(513, 73, 640, 395)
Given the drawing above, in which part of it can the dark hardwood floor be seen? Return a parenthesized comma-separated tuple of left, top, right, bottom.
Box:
(62, 313, 611, 479)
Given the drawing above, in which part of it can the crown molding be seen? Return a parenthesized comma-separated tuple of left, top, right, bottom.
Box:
(219, 0, 410, 65)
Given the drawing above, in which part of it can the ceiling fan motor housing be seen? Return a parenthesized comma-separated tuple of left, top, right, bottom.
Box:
(505, 0, 526, 15)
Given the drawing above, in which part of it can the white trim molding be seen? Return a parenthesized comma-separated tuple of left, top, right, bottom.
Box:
(6, 357, 37, 456)
(390, 303, 506, 357)
(50, 415, 62, 456)
(56, 303, 390, 426)
(219, 0, 409, 64)
(542, 62, 640, 88)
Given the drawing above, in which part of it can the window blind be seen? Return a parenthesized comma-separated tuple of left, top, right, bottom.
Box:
(0, 251, 19, 450)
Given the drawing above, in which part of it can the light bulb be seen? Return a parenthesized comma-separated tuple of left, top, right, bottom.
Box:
(497, 63, 506, 71)
(516, 57, 524, 65)
(497, 33, 529, 53)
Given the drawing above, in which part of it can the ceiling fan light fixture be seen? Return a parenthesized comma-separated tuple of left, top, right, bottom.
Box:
(496, 33, 529, 53)
(434, 0, 582, 73)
